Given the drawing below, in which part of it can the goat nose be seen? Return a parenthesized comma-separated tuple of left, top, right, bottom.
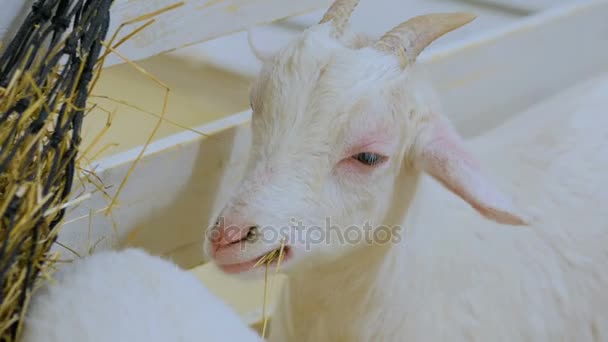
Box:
(210, 217, 259, 250)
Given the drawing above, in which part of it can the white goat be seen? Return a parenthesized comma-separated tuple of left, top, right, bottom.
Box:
(20, 248, 262, 342)
(203, 0, 608, 341)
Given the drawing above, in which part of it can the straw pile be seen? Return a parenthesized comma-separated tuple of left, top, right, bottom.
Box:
(0, 1, 113, 340)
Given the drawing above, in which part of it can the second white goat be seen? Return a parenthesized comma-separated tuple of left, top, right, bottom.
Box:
(21, 248, 262, 342)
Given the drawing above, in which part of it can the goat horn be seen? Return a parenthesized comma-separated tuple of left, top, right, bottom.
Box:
(319, 0, 360, 36)
(374, 13, 476, 65)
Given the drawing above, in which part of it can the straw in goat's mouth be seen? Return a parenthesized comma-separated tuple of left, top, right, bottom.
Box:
(253, 245, 286, 268)
(253, 240, 286, 339)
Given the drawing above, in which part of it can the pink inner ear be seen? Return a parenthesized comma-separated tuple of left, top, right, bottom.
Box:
(416, 118, 527, 226)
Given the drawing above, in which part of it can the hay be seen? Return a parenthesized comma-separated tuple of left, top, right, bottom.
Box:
(96, 41, 171, 216)
(0, 1, 114, 339)
(254, 240, 286, 339)
(0, 1, 183, 340)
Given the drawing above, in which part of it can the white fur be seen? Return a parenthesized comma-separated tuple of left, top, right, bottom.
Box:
(21, 248, 262, 342)
(204, 4, 608, 341)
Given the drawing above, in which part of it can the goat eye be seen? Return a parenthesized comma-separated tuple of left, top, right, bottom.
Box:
(352, 152, 386, 166)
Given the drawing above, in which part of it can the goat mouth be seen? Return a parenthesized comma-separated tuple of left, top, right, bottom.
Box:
(218, 246, 291, 274)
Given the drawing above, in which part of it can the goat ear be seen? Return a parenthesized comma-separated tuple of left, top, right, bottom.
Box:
(247, 28, 274, 63)
(414, 116, 528, 226)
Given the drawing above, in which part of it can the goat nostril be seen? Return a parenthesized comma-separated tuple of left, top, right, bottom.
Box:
(245, 226, 259, 243)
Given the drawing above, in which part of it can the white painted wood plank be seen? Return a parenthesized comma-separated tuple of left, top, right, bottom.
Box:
(103, 0, 332, 67)
(1, 0, 331, 67)
(461, 0, 587, 12)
